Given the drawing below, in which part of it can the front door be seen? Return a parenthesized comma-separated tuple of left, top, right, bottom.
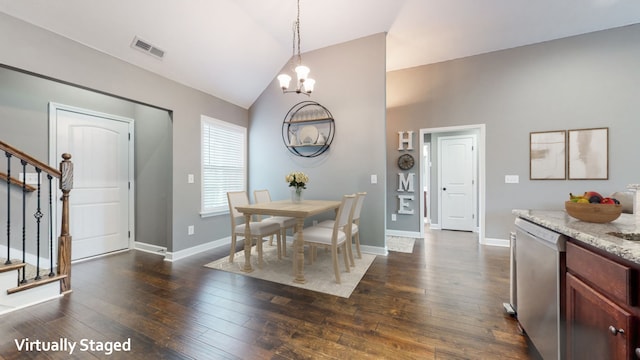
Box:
(50, 104, 133, 260)
(439, 135, 475, 231)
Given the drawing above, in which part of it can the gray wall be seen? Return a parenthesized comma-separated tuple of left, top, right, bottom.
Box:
(387, 24, 640, 240)
(0, 12, 247, 253)
(0, 65, 172, 251)
(249, 33, 388, 250)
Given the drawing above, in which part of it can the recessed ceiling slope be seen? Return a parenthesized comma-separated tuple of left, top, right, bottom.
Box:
(1, 0, 639, 109)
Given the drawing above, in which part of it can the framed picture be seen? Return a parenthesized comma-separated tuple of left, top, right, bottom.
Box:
(530, 130, 566, 180)
(568, 127, 608, 180)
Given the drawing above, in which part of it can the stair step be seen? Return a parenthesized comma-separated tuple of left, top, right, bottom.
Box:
(0, 261, 26, 273)
(7, 274, 67, 294)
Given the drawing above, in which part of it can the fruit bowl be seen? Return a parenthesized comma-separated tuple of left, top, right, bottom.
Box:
(565, 201, 623, 223)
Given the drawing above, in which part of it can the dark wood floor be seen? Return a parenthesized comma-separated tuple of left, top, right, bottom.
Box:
(0, 228, 537, 359)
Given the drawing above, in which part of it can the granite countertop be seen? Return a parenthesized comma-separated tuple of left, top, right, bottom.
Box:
(512, 209, 640, 265)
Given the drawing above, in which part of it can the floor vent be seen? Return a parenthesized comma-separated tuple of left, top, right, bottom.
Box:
(131, 36, 165, 59)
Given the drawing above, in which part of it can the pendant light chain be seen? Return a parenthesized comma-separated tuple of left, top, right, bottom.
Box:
(277, 0, 316, 95)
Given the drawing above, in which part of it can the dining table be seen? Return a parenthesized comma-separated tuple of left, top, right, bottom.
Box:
(234, 199, 341, 283)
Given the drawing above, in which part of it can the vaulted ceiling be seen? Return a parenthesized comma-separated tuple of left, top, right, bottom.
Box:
(1, 0, 639, 109)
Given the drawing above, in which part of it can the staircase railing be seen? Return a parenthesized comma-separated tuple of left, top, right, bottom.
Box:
(0, 140, 73, 294)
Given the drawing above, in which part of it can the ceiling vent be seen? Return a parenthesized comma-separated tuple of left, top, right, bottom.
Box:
(131, 36, 165, 60)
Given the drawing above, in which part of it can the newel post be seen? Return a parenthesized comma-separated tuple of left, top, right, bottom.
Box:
(58, 153, 73, 294)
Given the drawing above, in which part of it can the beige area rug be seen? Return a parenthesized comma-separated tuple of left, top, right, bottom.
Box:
(204, 242, 376, 298)
(386, 236, 416, 253)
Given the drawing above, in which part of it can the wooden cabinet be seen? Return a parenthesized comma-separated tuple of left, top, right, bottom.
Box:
(566, 241, 639, 360)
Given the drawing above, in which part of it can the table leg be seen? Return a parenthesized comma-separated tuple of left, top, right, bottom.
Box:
(293, 217, 306, 283)
(242, 214, 253, 272)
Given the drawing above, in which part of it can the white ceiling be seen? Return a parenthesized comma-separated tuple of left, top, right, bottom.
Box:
(1, 0, 639, 109)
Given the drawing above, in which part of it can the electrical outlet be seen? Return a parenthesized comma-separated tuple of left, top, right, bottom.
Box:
(391, 214, 397, 221)
(188, 225, 194, 235)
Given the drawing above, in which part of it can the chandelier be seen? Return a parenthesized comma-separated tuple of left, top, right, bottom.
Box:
(277, 0, 315, 95)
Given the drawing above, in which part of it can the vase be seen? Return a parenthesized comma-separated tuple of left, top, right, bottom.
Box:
(291, 187, 304, 203)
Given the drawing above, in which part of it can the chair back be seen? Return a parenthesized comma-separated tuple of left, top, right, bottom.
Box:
(254, 189, 272, 204)
(227, 191, 249, 226)
(352, 192, 367, 221)
(333, 194, 356, 239)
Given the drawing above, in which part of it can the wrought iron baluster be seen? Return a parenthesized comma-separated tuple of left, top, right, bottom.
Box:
(20, 160, 27, 284)
(34, 168, 43, 280)
(48, 174, 54, 277)
(5, 152, 11, 265)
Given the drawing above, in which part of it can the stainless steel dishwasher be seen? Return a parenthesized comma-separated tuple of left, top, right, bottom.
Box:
(514, 217, 567, 360)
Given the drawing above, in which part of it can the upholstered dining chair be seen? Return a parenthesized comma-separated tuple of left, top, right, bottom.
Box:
(300, 194, 356, 284)
(317, 192, 366, 264)
(227, 191, 281, 266)
(253, 189, 297, 259)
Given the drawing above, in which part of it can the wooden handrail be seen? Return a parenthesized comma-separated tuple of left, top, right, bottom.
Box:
(0, 141, 61, 178)
(0, 172, 36, 192)
(1, 140, 73, 294)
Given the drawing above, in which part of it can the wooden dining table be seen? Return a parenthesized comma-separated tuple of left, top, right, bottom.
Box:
(234, 199, 340, 283)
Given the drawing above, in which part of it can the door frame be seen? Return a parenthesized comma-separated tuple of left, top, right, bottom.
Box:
(48, 102, 135, 260)
(419, 124, 486, 244)
(437, 133, 477, 232)
(423, 142, 431, 224)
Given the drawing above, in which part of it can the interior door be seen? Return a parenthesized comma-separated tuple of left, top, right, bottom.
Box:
(51, 104, 132, 260)
(439, 135, 475, 231)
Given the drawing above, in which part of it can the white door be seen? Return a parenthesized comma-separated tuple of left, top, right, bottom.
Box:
(439, 135, 476, 231)
(50, 104, 133, 260)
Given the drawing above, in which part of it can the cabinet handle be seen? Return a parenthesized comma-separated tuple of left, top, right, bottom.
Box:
(608, 325, 625, 336)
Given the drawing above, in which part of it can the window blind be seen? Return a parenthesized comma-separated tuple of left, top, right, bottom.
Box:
(201, 116, 246, 215)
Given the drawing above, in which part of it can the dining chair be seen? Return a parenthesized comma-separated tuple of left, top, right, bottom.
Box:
(227, 191, 281, 266)
(300, 194, 356, 284)
(253, 189, 297, 259)
(317, 192, 366, 264)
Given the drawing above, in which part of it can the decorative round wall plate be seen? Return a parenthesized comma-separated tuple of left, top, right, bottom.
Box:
(298, 125, 319, 145)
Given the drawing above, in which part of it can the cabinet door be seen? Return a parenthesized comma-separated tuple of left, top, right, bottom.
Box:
(566, 273, 635, 360)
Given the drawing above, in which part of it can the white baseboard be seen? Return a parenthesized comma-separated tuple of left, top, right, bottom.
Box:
(134, 241, 167, 256)
(360, 245, 387, 256)
(429, 223, 441, 230)
(482, 237, 510, 247)
(163, 237, 230, 262)
(138, 235, 391, 262)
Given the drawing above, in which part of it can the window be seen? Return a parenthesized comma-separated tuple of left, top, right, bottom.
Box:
(201, 115, 246, 216)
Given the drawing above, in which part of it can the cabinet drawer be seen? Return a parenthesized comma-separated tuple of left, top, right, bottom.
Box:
(566, 241, 634, 306)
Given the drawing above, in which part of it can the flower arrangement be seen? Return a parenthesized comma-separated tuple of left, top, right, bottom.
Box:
(286, 171, 309, 190)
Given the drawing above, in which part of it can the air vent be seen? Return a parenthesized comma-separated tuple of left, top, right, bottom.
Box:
(131, 36, 165, 60)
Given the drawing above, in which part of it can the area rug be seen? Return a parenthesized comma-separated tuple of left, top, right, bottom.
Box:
(204, 242, 376, 298)
(386, 236, 416, 253)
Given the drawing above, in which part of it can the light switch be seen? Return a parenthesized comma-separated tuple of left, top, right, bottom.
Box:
(505, 175, 519, 184)
(188, 174, 195, 184)
(371, 174, 377, 184)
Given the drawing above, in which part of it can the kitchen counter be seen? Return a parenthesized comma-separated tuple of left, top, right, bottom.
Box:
(513, 209, 640, 265)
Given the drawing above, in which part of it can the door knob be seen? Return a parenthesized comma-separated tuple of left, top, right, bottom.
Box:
(442, 187, 447, 191)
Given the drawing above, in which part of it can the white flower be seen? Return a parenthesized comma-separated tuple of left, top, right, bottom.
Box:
(286, 171, 309, 189)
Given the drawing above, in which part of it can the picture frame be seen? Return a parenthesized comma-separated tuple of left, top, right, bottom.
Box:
(530, 130, 566, 180)
(568, 127, 608, 180)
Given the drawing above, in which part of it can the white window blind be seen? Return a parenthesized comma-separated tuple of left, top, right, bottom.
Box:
(201, 116, 246, 216)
